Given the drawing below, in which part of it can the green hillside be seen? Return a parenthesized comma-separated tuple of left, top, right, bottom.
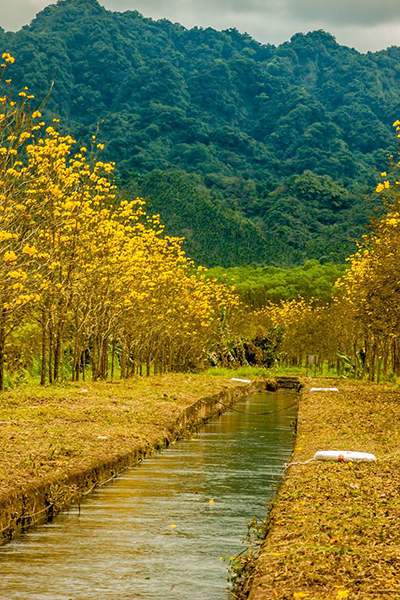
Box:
(1, 0, 399, 265)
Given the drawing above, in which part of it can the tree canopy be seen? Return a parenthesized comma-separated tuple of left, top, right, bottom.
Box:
(1, 0, 399, 265)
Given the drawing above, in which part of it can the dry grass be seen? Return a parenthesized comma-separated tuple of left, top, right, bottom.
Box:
(249, 379, 400, 600)
(0, 373, 241, 501)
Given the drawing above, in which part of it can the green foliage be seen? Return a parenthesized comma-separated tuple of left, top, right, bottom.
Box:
(137, 170, 273, 266)
(1, 0, 399, 265)
(208, 260, 346, 307)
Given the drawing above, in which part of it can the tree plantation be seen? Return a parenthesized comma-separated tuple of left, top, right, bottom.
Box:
(0, 56, 241, 389)
(1, 3, 400, 599)
(0, 53, 399, 389)
(250, 148, 400, 380)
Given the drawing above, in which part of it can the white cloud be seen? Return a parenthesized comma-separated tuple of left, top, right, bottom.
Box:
(103, 0, 400, 51)
(286, 0, 400, 27)
(0, 0, 55, 30)
(0, 0, 398, 52)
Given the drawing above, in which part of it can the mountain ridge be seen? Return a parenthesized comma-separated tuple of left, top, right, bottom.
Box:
(12, 0, 397, 56)
(1, 0, 399, 266)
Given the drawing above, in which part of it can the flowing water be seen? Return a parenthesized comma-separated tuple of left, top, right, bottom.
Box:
(0, 390, 297, 600)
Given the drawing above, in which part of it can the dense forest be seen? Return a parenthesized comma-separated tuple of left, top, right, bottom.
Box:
(207, 260, 346, 308)
(1, 0, 399, 266)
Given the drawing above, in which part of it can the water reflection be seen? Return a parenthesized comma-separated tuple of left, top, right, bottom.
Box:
(0, 391, 296, 599)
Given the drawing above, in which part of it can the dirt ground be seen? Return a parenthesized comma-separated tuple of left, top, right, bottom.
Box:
(248, 379, 400, 600)
(0, 373, 243, 500)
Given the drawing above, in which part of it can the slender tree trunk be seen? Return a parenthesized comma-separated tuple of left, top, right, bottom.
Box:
(383, 345, 389, 377)
(353, 341, 359, 379)
(0, 309, 7, 391)
(72, 316, 79, 382)
(130, 356, 136, 378)
(40, 309, 47, 386)
(48, 321, 53, 385)
(101, 337, 109, 379)
(53, 319, 65, 382)
(91, 335, 98, 381)
(368, 345, 376, 382)
(94, 336, 102, 380)
(361, 338, 368, 380)
(120, 348, 126, 379)
(82, 349, 86, 381)
(153, 348, 161, 375)
(111, 338, 116, 380)
(392, 340, 400, 376)
(74, 348, 81, 382)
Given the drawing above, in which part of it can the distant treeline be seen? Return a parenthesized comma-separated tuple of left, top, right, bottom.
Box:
(207, 260, 346, 308)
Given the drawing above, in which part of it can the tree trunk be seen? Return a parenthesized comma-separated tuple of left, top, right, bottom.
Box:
(91, 335, 98, 381)
(40, 309, 47, 386)
(111, 338, 116, 380)
(101, 337, 109, 379)
(368, 345, 376, 382)
(82, 349, 86, 381)
(48, 321, 54, 385)
(146, 356, 150, 377)
(53, 319, 65, 382)
(120, 348, 126, 379)
(0, 309, 7, 391)
(72, 316, 80, 382)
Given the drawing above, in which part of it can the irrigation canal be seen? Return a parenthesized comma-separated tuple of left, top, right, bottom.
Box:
(0, 390, 297, 599)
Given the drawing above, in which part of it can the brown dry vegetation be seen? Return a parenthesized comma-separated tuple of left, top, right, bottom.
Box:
(249, 379, 400, 600)
(0, 374, 243, 500)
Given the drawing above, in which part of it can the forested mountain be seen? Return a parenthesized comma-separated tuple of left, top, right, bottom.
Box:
(1, 0, 399, 266)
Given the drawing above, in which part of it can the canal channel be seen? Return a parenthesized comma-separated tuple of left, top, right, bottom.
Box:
(0, 389, 297, 599)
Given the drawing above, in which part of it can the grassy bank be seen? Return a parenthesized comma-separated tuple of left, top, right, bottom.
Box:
(248, 379, 400, 600)
(0, 373, 259, 540)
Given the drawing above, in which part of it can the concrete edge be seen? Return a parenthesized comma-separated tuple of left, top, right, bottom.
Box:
(0, 377, 301, 546)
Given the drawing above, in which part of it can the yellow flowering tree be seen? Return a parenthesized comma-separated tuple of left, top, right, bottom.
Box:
(337, 127, 400, 380)
(0, 54, 44, 388)
(0, 55, 243, 387)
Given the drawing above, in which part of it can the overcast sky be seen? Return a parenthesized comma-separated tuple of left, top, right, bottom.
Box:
(0, 0, 399, 52)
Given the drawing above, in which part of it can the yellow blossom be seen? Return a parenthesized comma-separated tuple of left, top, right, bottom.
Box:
(3, 251, 17, 262)
(22, 245, 38, 257)
(2, 52, 15, 64)
(7, 270, 27, 280)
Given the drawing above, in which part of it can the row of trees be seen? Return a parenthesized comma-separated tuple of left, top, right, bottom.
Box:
(247, 135, 399, 380)
(0, 53, 398, 387)
(0, 56, 241, 389)
(207, 260, 345, 308)
(337, 141, 400, 380)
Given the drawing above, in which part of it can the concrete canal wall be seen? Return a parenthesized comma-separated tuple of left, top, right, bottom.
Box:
(0, 377, 299, 546)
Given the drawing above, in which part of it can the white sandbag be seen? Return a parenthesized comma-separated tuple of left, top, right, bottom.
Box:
(314, 450, 376, 462)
